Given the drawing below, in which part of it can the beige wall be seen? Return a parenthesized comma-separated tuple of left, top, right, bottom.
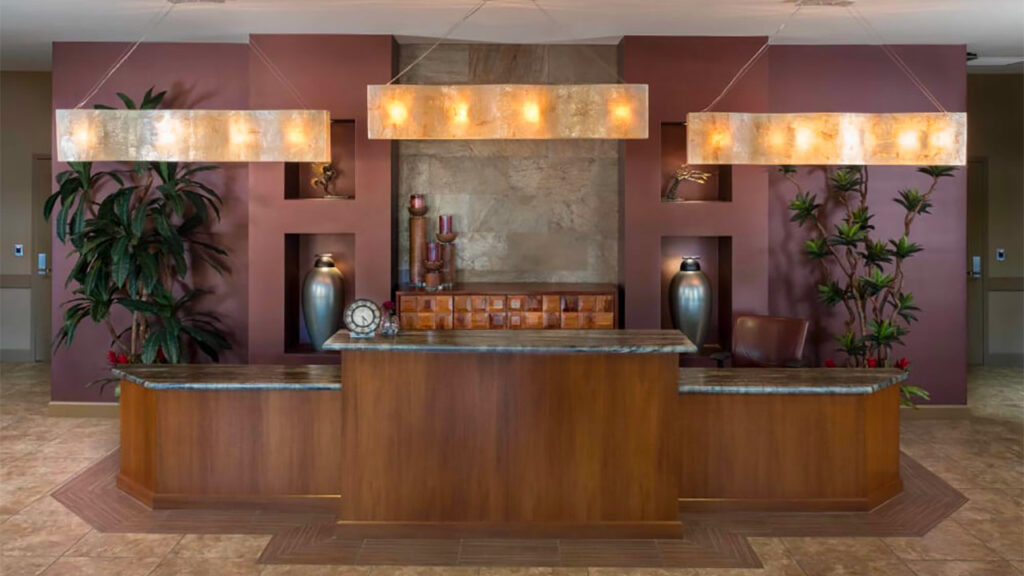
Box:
(968, 74, 1024, 364)
(396, 45, 620, 284)
(968, 75, 1023, 278)
(2, 72, 52, 275)
(1, 71, 52, 358)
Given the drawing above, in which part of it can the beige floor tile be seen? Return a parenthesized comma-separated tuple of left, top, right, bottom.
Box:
(0, 555, 57, 576)
(884, 520, 1001, 560)
(38, 556, 161, 576)
(905, 560, 1024, 575)
(783, 537, 896, 560)
(0, 514, 90, 557)
(792, 557, 915, 576)
(955, 517, 1024, 561)
(259, 565, 372, 575)
(694, 538, 804, 575)
(65, 530, 183, 558)
(149, 556, 261, 576)
(170, 534, 273, 560)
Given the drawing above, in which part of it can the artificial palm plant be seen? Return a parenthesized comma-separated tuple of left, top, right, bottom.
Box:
(46, 88, 231, 368)
(782, 164, 957, 404)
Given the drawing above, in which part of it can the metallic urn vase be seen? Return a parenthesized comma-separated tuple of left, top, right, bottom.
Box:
(668, 256, 712, 349)
(302, 253, 345, 351)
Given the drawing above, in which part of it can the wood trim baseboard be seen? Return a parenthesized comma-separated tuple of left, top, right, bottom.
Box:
(678, 496, 876, 512)
(48, 401, 119, 418)
(117, 473, 339, 513)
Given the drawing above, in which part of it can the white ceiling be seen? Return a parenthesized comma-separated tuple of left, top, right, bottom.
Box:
(1, 0, 1022, 71)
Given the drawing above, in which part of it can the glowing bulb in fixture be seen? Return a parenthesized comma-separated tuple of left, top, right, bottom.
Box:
(794, 127, 815, 151)
(522, 102, 541, 124)
(766, 127, 787, 150)
(928, 128, 953, 150)
(71, 122, 94, 149)
(709, 129, 731, 149)
(898, 129, 921, 151)
(229, 117, 254, 147)
(452, 102, 469, 124)
(610, 102, 632, 122)
(286, 122, 308, 146)
(387, 101, 408, 124)
(154, 114, 183, 147)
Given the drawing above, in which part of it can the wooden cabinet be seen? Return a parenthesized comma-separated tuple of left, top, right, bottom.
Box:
(397, 283, 617, 331)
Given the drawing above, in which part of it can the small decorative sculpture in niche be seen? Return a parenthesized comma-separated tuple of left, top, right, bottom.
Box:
(664, 164, 713, 201)
(311, 162, 350, 199)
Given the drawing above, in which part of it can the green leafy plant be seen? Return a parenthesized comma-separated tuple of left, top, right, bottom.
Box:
(46, 88, 231, 382)
(781, 164, 957, 405)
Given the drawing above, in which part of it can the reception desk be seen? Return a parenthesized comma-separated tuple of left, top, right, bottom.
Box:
(114, 330, 906, 538)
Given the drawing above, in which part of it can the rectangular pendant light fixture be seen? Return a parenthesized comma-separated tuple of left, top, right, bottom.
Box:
(686, 111, 966, 166)
(56, 109, 331, 163)
(367, 84, 648, 140)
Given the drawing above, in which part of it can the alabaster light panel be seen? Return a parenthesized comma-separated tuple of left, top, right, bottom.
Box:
(686, 112, 967, 166)
(56, 109, 331, 162)
(367, 84, 648, 140)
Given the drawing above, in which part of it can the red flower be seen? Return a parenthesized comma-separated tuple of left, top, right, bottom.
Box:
(116, 353, 129, 365)
(824, 359, 837, 368)
(382, 300, 396, 313)
(895, 357, 910, 371)
(866, 358, 879, 368)
(156, 348, 166, 363)
(107, 350, 118, 365)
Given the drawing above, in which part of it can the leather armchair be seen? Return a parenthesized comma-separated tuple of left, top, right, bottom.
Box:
(711, 315, 810, 368)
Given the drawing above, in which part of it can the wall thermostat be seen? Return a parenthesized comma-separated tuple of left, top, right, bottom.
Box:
(996, 249, 1006, 262)
(13, 244, 23, 257)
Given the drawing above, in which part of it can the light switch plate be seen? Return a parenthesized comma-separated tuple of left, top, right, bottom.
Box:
(996, 248, 1006, 262)
(13, 244, 23, 257)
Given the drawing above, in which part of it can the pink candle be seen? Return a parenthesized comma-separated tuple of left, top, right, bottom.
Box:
(410, 194, 425, 209)
(439, 214, 453, 234)
(426, 242, 441, 262)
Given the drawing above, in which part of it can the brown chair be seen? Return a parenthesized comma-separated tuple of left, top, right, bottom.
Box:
(711, 314, 810, 368)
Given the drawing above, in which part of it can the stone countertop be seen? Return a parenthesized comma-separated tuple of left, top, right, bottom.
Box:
(323, 329, 697, 354)
(112, 365, 341, 391)
(678, 368, 908, 395)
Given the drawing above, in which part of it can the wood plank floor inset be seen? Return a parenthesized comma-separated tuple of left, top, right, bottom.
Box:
(51, 451, 966, 568)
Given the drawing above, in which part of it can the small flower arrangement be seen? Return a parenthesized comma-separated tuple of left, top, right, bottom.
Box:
(823, 356, 921, 407)
(379, 300, 400, 336)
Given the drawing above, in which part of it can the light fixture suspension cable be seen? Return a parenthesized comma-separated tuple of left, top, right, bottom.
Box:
(73, 1, 178, 108)
(249, 37, 310, 108)
(700, 3, 803, 112)
(527, 0, 626, 84)
(387, 0, 491, 85)
(844, 5, 947, 112)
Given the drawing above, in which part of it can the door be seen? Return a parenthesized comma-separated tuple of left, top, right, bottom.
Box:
(966, 159, 987, 365)
(31, 155, 52, 362)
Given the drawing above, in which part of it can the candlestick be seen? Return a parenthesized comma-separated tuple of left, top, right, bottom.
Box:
(426, 242, 441, 262)
(439, 214, 453, 234)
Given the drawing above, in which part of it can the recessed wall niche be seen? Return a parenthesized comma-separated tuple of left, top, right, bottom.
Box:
(284, 120, 356, 200)
(660, 122, 731, 203)
(284, 233, 356, 354)
(660, 236, 733, 353)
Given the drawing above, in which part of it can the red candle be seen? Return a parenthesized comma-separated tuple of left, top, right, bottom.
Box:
(439, 214, 453, 234)
(410, 194, 425, 209)
(426, 242, 441, 262)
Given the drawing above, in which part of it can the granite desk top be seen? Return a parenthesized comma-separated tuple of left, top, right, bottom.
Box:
(678, 368, 908, 395)
(323, 329, 697, 354)
(112, 365, 341, 391)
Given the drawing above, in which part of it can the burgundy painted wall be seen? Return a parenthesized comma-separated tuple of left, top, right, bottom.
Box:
(246, 35, 394, 364)
(621, 37, 772, 332)
(51, 42, 250, 402)
(765, 45, 968, 404)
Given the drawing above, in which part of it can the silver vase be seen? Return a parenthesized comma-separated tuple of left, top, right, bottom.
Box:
(302, 253, 345, 351)
(668, 256, 712, 349)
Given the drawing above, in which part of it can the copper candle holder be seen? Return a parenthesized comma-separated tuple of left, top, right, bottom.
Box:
(437, 230, 458, 289)
(424, 259, 444, 290)
(408, 205, 429, 217)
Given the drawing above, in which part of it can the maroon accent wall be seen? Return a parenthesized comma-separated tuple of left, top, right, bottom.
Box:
(246, 35, 394, 364)
(622, 38, 968, 404)
(51, 42, 250, 402)
(766, 45, 968, 404)
(621, 37, 772, 332)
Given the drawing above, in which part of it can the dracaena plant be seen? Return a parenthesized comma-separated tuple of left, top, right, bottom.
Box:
(781, 164, 957, 406)
(45, 88, 231, 377)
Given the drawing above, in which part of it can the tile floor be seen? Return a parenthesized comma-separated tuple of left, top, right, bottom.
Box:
(0, 363, 1021, 575)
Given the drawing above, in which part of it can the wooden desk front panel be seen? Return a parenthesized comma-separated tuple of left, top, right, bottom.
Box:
(678, 385, 901, 511)
(399, 289, 617, 330)
(340, 351, 679, 524)
(118, 381, 342, 510)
